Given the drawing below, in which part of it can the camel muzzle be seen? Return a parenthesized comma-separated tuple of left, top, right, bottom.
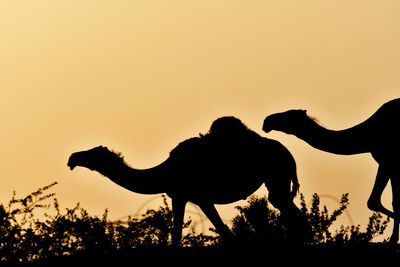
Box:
(67, 162, 76, 170)
(262, 120, 273, 133)
(67, 155, 77, 170)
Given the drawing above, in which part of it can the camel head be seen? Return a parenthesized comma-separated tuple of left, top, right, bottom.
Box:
(263, 109, 309, 134)
(68, 146, 125, 171)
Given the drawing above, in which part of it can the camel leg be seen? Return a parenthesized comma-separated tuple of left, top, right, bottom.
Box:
(266, 175, 309, 243)
(171, 198, 187, 247)
(268, 190, 308, 243)
(199, 203, 233, 241)
(367, 165, 395, 218)
(389, 175, 400, 244)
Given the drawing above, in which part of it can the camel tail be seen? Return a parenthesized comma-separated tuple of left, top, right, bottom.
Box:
(290, 173, 300, 200)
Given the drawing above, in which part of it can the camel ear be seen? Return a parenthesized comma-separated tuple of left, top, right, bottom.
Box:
(301, 109, 307, 114)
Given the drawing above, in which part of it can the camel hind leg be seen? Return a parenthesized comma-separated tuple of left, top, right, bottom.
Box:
(367, 165, 400, 244)
(367, 165, 395, 218)
(266, 177, 308, 243)
(389, 174, 400, 244)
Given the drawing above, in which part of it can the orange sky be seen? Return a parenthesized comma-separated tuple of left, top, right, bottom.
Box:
(1, 1, 400, 238)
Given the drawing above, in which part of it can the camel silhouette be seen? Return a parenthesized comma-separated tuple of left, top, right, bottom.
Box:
(68, 116, 306, 246)
(263, 98, 400, 243)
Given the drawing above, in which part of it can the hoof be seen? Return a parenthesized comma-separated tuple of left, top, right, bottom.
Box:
(367, 199, 395, 218)
(389, 236, 399, 245)
(367, 199, 383, 212)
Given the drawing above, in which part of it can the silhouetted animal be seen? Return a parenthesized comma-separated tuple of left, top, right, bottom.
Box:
(68, 116, 306, 246)
(263, 98, 400, 243)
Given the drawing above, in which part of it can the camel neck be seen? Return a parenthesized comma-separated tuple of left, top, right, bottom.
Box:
(292, 119, 371, 155)
(97, 161, 167, 195)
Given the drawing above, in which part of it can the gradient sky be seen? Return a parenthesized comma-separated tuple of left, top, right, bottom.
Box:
(1, 0, 400, 238)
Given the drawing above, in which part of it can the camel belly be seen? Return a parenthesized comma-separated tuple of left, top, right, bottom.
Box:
(168, 170, 265, 205)
(205, 178, 264, 204)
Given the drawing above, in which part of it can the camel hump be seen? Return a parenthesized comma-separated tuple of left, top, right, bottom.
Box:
(168, 116, 257, 158)
(208, 116, 249, 135)
(206, 116, 261, 140)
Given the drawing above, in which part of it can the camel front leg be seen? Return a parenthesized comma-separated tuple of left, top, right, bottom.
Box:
(367, 165, 395, 218)
(171, 198, 187, 247)
(199, 203, 233, 242)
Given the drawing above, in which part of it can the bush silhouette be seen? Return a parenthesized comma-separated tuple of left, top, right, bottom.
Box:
(299, 193, 389, 245)
(0, 183, 217, 262)
(112, 195, 216, 249)
(230, 195, 286, 246)
(230, 193, 389, 246)
(0, 183, 392, 263)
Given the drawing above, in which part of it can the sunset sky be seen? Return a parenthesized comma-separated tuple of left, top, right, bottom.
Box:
(1, 1, 400, 238)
